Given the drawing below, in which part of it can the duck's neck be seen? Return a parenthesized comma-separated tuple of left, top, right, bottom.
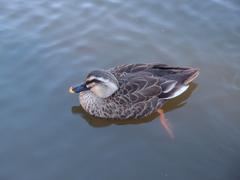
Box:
(79, 91, 104, 112)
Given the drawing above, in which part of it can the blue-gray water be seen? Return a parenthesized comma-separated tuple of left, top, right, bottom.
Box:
(1, 0, 240, 180)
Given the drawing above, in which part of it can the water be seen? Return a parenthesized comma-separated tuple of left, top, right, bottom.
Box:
(0, 0, 240, 179)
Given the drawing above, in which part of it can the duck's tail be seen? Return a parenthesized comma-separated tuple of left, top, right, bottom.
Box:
(150, 64, 200, 85)
(153, 65, 200, 100)
(182, 68, 200, 85)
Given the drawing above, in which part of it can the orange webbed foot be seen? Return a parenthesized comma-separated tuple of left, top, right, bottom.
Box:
(157, 109, 175, 139)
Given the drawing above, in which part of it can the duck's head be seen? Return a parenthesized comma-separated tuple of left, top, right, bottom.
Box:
(69, 70, 119, 98)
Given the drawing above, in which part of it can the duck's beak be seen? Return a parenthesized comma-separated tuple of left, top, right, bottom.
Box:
(69, 83, 89, 94)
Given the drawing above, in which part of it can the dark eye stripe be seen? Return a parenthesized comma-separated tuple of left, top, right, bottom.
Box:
(86, 79, 101, 85)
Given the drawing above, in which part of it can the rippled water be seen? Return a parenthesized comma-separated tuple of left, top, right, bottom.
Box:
(1, 0, 240, 179)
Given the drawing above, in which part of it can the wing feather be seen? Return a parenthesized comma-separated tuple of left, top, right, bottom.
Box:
(110, 63, 198, 103)
(113, 72, 163, 104)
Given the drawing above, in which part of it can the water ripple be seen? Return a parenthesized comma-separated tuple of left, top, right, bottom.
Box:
(1, 0, 240, 179)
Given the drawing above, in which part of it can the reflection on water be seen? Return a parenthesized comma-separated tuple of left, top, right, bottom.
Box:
(1, 0, 240, 179)
(71, 83, 198, 128)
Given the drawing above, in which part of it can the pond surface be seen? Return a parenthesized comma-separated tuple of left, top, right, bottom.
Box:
(0, 0, 240, 180)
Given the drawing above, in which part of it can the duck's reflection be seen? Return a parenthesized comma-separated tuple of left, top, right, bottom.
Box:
(71, 83, 198, 128)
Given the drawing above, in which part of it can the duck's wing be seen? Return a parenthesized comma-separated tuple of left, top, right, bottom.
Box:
(115, 72, 179, 104)
(110, 63, 199, 84)
(111, 71, 192, 118)
(144, 63, 199, 85)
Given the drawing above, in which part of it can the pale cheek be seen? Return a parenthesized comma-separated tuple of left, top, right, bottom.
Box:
(91, 86, 104, 97)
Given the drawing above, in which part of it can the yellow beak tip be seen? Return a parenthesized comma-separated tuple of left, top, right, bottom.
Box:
(69, 87, 75, 94)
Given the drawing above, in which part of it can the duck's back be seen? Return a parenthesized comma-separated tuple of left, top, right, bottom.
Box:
(111, 63, 199, 85)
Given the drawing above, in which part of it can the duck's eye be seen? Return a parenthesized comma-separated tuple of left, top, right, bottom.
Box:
(86, 79, 102, 87)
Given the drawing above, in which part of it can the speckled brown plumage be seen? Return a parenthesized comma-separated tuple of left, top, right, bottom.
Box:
(77, 63, 199, 119)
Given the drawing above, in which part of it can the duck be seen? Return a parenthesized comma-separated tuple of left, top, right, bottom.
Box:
(69, 63, 199, 137)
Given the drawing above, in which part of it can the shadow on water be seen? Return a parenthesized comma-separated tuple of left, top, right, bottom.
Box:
(71, 83, 198, 127)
